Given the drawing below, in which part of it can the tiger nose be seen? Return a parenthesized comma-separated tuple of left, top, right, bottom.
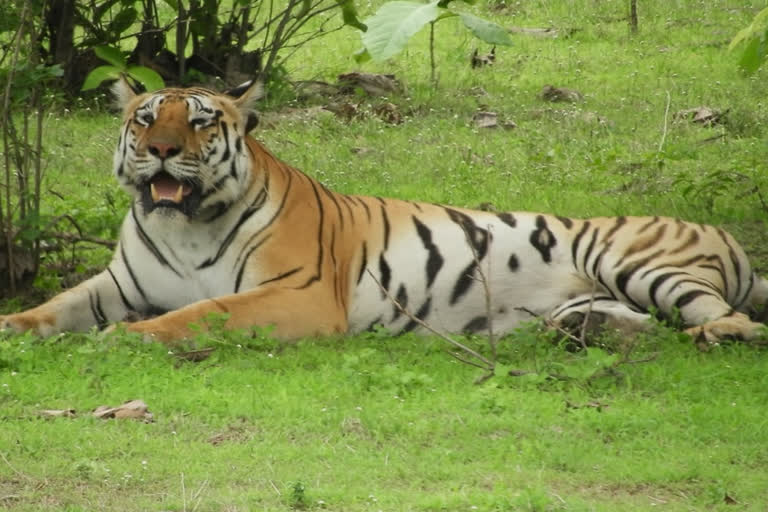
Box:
(148, 142, 181, 159)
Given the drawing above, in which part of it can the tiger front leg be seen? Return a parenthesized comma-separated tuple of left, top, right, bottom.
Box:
(120, 287, 349, 343)
(0, 270, 139, 337)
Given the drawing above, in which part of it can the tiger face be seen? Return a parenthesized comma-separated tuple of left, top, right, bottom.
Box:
(112, 80, 264, 218)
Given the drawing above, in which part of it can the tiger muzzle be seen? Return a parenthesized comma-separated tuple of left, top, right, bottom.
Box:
(140, 171, 202, 216)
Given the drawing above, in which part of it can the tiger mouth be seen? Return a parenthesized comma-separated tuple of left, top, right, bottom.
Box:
(140, 172, 202, 215)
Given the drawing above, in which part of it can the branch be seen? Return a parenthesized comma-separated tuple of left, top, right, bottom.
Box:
(366, 269, 495, 372)
(657, 90, 671, 154)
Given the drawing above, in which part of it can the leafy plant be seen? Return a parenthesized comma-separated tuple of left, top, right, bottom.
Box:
(1, 0, 64, 296)
(81, 45, 164, 92)
(729, 7, 768, 75)
(356, 0, 512, 85)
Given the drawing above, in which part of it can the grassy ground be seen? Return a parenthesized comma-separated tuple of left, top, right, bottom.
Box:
(3, 1, 768, 510)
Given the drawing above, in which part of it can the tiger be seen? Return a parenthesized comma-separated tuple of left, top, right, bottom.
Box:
(1, 78, 767, 345)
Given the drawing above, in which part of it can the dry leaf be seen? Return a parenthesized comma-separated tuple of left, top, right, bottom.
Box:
(40, 409, 76, 418)
(372, 102, 403, 124)
(473, 111, 498, 129)
(323, 102, 362, 122)
(471, 47, 496, 68)
(93, 399, 154, 422)
(472, 112, 516, 130)
(674, 106, 728, 126)
(337, 72, 403, 97)
(540, 85, 583, 103)
(174, 347, 215, 362)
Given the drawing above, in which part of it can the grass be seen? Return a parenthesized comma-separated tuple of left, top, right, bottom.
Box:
(3, 0, 768, 510)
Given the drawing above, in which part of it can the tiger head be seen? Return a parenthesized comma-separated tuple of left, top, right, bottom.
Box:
(111, 78, 264, 218)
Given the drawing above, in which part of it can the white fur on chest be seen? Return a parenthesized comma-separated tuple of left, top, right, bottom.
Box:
(118, 205, 262, 310)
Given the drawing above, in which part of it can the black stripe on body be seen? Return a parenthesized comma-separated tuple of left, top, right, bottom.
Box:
(402, 297, 432, 333)
(462, 316, 488, 333)
(88, 290, 108, 329)
(120, 244, 149, 305)
(412, 216, 444, 288)
(675, 289, 718, 310)
(197, 187, 270, 269)
(556, 216, 573, 229)
(258, 266, 303, 286)
(297, 179, 326, 289)
(582, 229, 599, 273)
(498, 212, 517, 228)
(378, 254, 392, 297)
(381, 205, 391, 250)
(614, 224, 667, 269)
(392, 284, 408, 321)
(107, 267, 136, 311)
(321, 184, 344, 230)
(131, 205, 183, 278)
(550, 295, 620, 319)
(648, 271, 687, 309)
(218, 121, 231, 164)
(508, 254, 519, 272)
(602, 216, 627, 242)
(355, 197, 372, 222)
(451, 261, 477, 305)
(340, 195, 356, 225)
(357, 242, 368, 285)
(638, 216, 660, 233)
(571, 221, 590, 270)
(234, 234, 272, 292)
(718, 228, 742, 302)
(529, 215, 556, 264)
(614, 249, 665, 309)
(445, 208, 489, 305)
(668, 229, 699, 255)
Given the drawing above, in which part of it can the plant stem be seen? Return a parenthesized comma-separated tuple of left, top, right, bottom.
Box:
(429, 21, 437, 88)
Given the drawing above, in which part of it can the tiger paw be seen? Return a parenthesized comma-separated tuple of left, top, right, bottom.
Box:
(121, 319, 185, 344)
(0, 312, 55, 337)
(685, 313, 766, 344)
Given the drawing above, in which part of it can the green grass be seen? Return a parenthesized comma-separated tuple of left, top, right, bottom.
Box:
(3, 1, 768, 510)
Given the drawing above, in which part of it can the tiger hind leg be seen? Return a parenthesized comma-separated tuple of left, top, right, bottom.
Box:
(548, 294, 653, 341)
(655, 276, 768, 344)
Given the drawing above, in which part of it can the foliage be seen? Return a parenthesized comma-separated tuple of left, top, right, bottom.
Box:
(0, 0, 64, 296)
(729, 6, 768, 75)
(81, 45, 165, 92)
(12, 0, 368, 92)
(356, 0, 512, 83)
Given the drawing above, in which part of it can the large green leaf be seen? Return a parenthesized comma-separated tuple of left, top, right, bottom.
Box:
(127, 66, 165, 92)
(737, 33, 768, 75)
(361, 1, 442, 61)
(81, 65, 120, 91)
(729, 7, 768, 51)
(730, 7, 768, 75)
(94, 46, 126, 68)
(458, 12, 512, 46)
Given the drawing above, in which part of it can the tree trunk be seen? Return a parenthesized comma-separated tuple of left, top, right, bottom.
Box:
(629, 0, 638, 34)
(45, 0, 76, 88)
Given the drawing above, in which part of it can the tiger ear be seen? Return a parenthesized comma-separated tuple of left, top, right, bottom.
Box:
(112, 75, 145, 111)
(226, 79, 264, 133)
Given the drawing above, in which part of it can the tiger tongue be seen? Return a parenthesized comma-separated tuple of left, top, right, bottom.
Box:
(150, 175, 192, 203)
